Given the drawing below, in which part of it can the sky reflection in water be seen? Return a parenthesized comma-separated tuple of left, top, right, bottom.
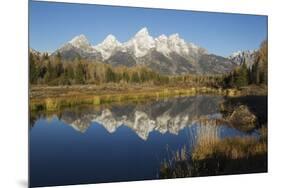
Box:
(30, 96, 254, 187)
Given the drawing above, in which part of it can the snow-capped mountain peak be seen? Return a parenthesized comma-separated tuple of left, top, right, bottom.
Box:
(68, 34, 94, 53)
(229, 50, 242, 58)
(69, 34, 90, 47)
(167, 33, 190, 56)
(57, 29, 204, 60)
(94, 34, 122, 60)
(49, 27, 237, 74)
(229, 50, 257, 67)
(124, 27, 156, 58)
(157, 34, 168, 40)
(155, 34, 171, 55)
(169, 33, 180, 40)
(135, 27, 149, 37)
(103, 34, 121, 45)
(229, 50, 256, 59)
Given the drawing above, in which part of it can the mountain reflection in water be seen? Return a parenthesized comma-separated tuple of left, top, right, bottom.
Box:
(30, 96, 253, 187)
(32, 96, 224, 140)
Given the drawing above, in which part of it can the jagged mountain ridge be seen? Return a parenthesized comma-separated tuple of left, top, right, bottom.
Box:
(229, 50, 257, 68)
(33, 27, 257, 74)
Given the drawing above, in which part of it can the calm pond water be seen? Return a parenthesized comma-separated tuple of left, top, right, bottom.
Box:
(29, 96, 256, 187)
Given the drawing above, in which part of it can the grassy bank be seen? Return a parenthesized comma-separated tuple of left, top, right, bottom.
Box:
(30, 85, 235, 111)
(30, 84, 267, 111)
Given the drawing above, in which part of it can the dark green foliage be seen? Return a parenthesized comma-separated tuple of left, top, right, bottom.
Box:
(64, 64, 75, 84)
(122, 72, 130, 83)
(105, 67, 116, 83)
(251, 61, 260, 84)
(223, 40, 268, 88)
(42, 53, 49, 60)
(234, 62, 249, 87)
(29, 53, 39, 84)
(75, 62, 85, 84)
(257, 40, 268, 85)
(223, 61, 249, 88)
(44, 61, 55, 83)
(131, 72, 140, 83)
(248, 40, 267, 85)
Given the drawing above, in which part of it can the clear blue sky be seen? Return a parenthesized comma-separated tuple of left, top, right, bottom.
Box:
(29, 1, 267, 57)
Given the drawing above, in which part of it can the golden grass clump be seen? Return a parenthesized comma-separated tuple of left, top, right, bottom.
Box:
(45, 98, 59, 111)
(192, 125, 220, 160)
(192, 135, 267, 161)
(93, 96, 101, 105)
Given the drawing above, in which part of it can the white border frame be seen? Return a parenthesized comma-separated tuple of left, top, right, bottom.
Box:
(1, 0, 280, 188)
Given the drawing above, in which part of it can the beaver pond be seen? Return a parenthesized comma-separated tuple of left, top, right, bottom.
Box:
(29, 95, 267, 187)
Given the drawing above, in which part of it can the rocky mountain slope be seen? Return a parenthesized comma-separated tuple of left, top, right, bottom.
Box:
(229, 50, 257, 68)
(32, 27, 258, 75)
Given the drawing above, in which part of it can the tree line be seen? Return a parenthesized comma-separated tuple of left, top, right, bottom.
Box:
(30, 52, 172, 86)
(29, 52, 225, 87)
(222, 40, 268, 88)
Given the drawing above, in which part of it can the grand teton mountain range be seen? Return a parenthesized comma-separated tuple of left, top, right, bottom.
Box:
(31, 27, 257, 75)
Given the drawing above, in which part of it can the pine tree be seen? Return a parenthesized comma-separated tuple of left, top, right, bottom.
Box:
(233, 62, 249, 87)
(105, 67, 116, 83)
(29, 53, 39, 84)
(259, 40, 268, 85)
(54, 52, 64, 77)
(44, 61, 55, 83)
(131, 72, 140, 83)
(75, 62, 85, 84)
(122, 72, 130, 83)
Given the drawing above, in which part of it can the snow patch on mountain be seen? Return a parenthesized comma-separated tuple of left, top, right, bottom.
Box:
(155, 34, 171, 56)
(48, 27, 243, 74)
(94, 34, 121, 60)
(123, 27, 156, 58)
(69, 34, 92, 51)
(168, 33, 190, 57)
(57, 28, 204, 60)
